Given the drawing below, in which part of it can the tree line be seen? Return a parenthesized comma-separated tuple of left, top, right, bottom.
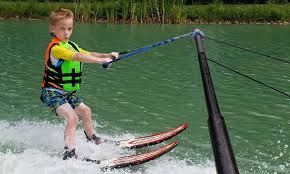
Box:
(3, 0, 290, 4)
(1, 0, 290, 23)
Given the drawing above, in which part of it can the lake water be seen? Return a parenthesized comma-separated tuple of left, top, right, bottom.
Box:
(0, 20, 289, 174)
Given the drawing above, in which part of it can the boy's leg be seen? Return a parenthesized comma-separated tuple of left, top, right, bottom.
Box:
(56, 102, 79, 151)
(40, 88, 79, 159)
(74, 103, 100, 144)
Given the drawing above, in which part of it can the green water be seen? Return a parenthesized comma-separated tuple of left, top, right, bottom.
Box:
(0, 20, 290, 173)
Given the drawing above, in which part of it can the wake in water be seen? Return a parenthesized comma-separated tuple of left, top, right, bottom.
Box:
(0, 120, 215, 174)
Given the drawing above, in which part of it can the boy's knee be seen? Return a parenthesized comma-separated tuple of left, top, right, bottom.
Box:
(78, 104, 91, 116)
(67, 113, 79, 125)
(83, 106, 91, 116)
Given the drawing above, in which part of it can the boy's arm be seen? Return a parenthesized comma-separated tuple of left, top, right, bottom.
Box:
(79, 48, 118, 59)
(90, 52, 118, 59)
(51, 46, 117, 64)
(71, 52, 113, 64)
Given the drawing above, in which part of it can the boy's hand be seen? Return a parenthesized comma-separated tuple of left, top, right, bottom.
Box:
(110, 52, 119, 60)
(102, 58, 114, 68)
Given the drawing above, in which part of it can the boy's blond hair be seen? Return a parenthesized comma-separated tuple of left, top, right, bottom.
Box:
(49, 8, 74, 26)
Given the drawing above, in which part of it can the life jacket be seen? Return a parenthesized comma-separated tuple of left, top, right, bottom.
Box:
(41, 37, 83, 91)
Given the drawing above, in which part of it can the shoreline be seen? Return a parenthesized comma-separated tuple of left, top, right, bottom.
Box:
(1, 2, 290, 25)
(0, 17, 289, 25)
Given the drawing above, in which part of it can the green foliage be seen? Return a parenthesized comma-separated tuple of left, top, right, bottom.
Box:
(267, 0, 288, 4)
(0, 1, 56, 18)
(0, 1, 290, 23)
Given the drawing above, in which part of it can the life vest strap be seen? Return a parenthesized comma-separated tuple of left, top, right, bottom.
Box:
(62, 72, 82, 77)
(62, 79, 81, 87)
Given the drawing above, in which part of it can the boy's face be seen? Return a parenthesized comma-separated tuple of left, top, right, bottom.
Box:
(50, 18, 73, 42)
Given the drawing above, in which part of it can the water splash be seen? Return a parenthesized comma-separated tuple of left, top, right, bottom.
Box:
(0, 120, 215, 174)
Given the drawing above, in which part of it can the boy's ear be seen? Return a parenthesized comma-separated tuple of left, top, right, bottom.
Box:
(49, 25, 55, 32)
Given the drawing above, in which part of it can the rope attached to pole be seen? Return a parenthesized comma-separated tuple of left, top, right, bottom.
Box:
(102, 31, 204, 68)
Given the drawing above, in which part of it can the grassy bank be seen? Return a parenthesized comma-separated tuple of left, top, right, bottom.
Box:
(0, 1, 290, 24)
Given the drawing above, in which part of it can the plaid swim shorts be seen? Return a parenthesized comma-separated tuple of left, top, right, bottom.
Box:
(40, 88, 81, 113)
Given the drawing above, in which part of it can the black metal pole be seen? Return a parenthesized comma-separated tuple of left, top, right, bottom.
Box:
(193, 29, 240, 174)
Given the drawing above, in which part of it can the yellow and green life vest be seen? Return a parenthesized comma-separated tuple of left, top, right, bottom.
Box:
(41, 37, 83, 91)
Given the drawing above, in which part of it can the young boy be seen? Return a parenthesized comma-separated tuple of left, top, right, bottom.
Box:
(40, 8, 118, 160)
